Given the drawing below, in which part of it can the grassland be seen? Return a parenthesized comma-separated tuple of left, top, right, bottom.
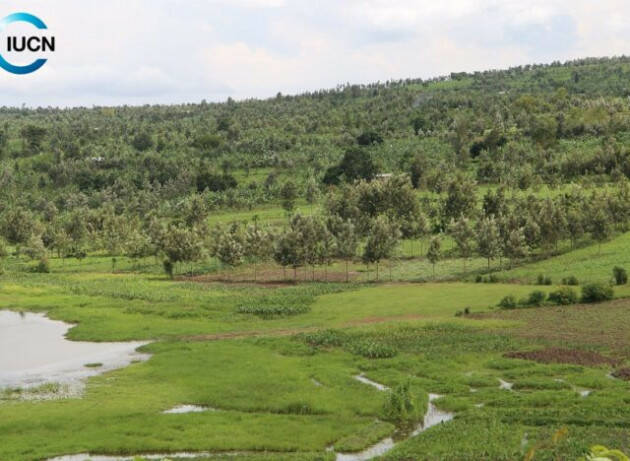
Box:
(1, 233, 630, 460)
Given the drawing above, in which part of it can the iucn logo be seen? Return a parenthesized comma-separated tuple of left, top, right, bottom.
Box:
(0, 12, 55, 75)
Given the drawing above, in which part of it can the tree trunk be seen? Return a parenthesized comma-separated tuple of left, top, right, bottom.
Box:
(345, 260, 349, 283)
(376, 262, 379, 281)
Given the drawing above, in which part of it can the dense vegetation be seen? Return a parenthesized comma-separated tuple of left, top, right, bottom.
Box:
(1, 57, 630, 461)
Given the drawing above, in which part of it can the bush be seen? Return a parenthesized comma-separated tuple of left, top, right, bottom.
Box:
(524, 290, 547, 307)
(382, 382, 421, 423)
(237, 304, 310, 319)
(548, 287, 579, 305)
(33, 258, 50, 273)
(581, 282, 614, 303)
(349, 340, 397, 359)
(163, 259, 174, 279)
(536, 274, 552, 285)
(301, 329, 347, 347)
(475, 274, 483, 283)
(498, 295, 517, 309)
(488, 274, 499, 283)
(562, 275, 579, 286)
(613, 266, 628, 286)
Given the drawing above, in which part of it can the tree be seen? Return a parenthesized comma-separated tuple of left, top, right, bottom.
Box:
(503, 228, 528, 268)
(124, 229, 152, 269)
(566, 209, 584, 249)
(324, 148, 378, 185)
(0, 207, 34, 251)
(244, 225, 273, 281)
(589, 208, 611, 253)
(426, 235, 441, 278)
(538, 199, 566, 253)
(357, 131, 383, 146)
(64, 209, 89, 254)
(160, 224, 204, 275)
(363, 217, 401, 281)
(412, 116, 426, 136)
(273, 227, 303, 280)
(331, 219, 357, 282)
(101, 212, 129, 261)
(280, 180, 298, 215)
(523, 217, 541, 249)
(476, 217, 500, 269)
(409, 155, 427, 189)
(215, 228, 245, 277)
(449, 217, 474, 271)
(132, 131, 154, 151)
(441, 174, 478, 227)
(182, 194, 209, 228)
(305, 177, 320, 212)
(20, 124, 47, 154)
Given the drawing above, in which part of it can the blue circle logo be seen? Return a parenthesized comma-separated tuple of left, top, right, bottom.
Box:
(0, 12, 53, 75)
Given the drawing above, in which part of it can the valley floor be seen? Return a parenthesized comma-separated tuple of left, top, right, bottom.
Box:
(1, 236, 630, 461)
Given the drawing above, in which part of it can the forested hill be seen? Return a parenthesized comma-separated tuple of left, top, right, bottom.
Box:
(3, 55, 630, 215)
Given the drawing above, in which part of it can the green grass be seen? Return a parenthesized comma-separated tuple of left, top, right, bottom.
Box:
(2, 322, 628, 460)
(499, 232, 630, 297)
(1, 233, 630, 459)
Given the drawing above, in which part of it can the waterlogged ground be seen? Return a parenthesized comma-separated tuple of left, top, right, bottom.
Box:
(0, 249, 630, 460)
(0, 310, 149, 393)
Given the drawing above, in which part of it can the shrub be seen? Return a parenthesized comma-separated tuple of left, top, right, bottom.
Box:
(301, 329, 347, 347)
(548, 287, 579, 305)
(475, 274, 483, 283)
(349, 340, 397, 359)
(163, 259, 174, 279)
(562, 275, 579, 286)
(237, 304, 310, 319)
(498, 295, 517, 309)
(537, 274, 552, 285)
(524, 290, 547, 307)
(455, 307, 471, 317)
(382, 382, 421, 423)
(581, 282, 614, 303)
(488, 274, 499, 283)
(613, 266, 628, 286)
(33, 258, 50, 273)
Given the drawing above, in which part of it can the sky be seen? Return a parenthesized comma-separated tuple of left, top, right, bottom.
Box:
(0, 0, 629, 107)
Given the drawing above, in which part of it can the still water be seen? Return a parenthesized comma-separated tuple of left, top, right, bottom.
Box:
(0, 310, 149, 391)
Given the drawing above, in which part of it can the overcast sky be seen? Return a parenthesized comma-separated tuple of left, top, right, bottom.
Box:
(0, 0, 628, 107)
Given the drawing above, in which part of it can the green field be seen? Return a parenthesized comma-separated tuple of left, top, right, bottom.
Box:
(1, 238, 630, 460)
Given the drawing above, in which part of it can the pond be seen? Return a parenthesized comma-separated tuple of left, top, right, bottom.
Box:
(0, 310, 150, 395)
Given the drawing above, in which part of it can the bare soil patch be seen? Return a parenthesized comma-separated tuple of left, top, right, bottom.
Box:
(479, 298, 630, 354)
(505, 347, 619, 366)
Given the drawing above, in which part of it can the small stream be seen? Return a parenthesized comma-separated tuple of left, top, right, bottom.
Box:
(337, 379, 454, 460)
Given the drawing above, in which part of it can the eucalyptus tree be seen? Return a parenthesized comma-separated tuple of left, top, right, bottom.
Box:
(280, 180, 298, 216)
(124, 228, 153, 270)
(215, 227, 245, 279)
(160, 223, 204, 276)
(504, 228, 528, 268)
(363, 216, 401, 281)
(331, 219, 357, 282)
(476, 216, 501, 269)
(426, 235, 442, 279)
(589, 208, 611, 254)
(273, 227, 302, 281)
(449, 216, 475, 271)
(244, 225, 273, 281)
